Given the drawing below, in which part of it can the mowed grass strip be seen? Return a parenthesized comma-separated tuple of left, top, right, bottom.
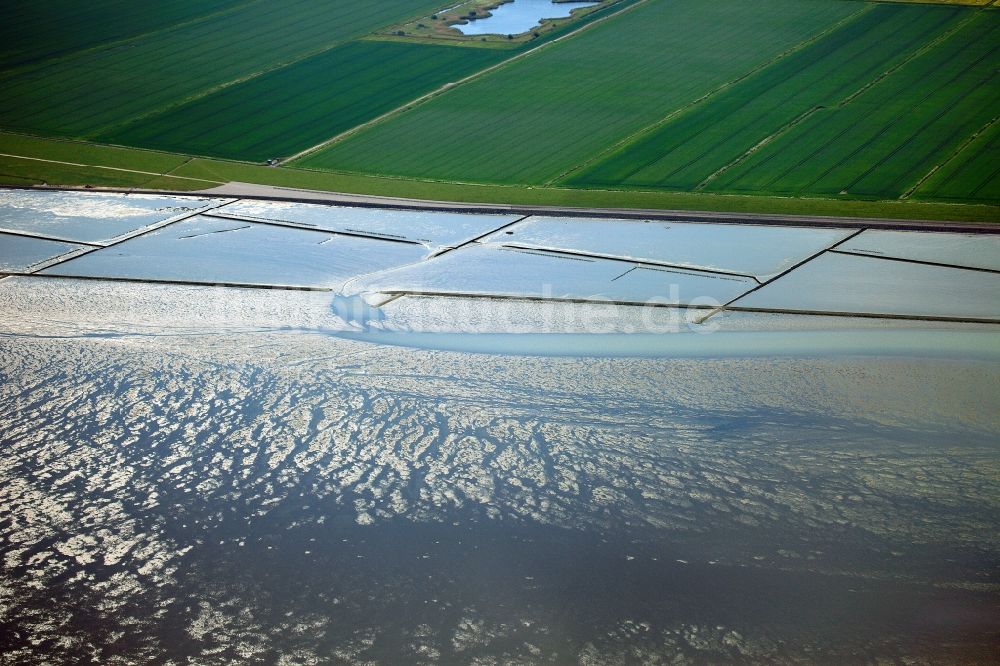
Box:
(0, 132, 190, 173)
(915, 119, 1000, 202)
(0, 0, 248, 69)
(0, 0, 444, 138)
(706, 11, 1000, 201)
(0, 155, 215, 190)
(3, 133, 998, 222)
(568, 4, 965, 190)
(100, 42, 506, 162)
(300, 0, 860, 185)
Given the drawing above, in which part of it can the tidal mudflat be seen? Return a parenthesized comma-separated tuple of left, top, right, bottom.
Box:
(1, 191, 998, 663)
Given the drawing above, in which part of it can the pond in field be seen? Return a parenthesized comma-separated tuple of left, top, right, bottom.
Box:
(455, 0, 598, 36)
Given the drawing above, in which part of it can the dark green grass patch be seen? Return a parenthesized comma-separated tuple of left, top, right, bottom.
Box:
(569, 4, 965, 190)
(915, 119, 1000, 203)
(0, 155, 214, 190)
(100, 41, 506, 162)
(0, 0, 248, 69)
(0, 132, 190, 173)
(0, 0, 444, 138)
(300, 0, 860, 184)
(703, 11, 1000, 201)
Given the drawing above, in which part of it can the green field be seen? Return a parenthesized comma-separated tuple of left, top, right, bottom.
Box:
(915, 117, 1000, 202)
(0, 0, 247, 69)
(0, 0, 444, 138)
(299, 0, 862, 184)
(700, 10, 1000, 201)
(0, 0, 998, 218)
(100, 41, 506, 162)
(0, 154, 218, 190)
(568, 4, 967, 190)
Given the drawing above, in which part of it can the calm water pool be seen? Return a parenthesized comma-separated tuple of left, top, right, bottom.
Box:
(456, 0, 598, 36)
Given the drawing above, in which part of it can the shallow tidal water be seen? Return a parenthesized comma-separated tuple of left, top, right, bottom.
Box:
(0, 185, 998, 662)
(1, 305, 998, 663)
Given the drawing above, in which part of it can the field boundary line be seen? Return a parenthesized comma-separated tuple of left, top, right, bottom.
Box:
(430, 215, 532, 258)
(829, 249, 1000, 274)
(497, 243, 762, 282)
(131, 157, 196, 192)
(90, 40, 362, 138)
(829, 9, 980, 110)
(861, 64, 1000, 196)
(201, 211, 426, 245)
(722, 306, 1000, 325)
(0, 271, 333, 293)
(694, 228, 866, 324)
(28, 200, 237, 276)
(902, 114, 1000, 199)
(368, 289, 720, 311)
(602, 8, 955, 188)
(739, 13, 993, 197)
(694, 107, 823, 191)
(363, 289, 1000, 325)
(695, 10, 982, 192)
(0, 228, 104, 248)
(283, 0, 655, 164)
(88, 2, 456, 138)
(542, 4, 874, 187)
(805, 29, 999, 195)
(338, 214, 534, 297)
(0, 153, 224, 185)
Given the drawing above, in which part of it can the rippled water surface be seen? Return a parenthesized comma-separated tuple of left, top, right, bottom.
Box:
(1, 279, 998, 664)
(2, 189, 998, 663)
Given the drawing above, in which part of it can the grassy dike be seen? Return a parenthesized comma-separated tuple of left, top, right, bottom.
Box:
(2, 132, 997, 223)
